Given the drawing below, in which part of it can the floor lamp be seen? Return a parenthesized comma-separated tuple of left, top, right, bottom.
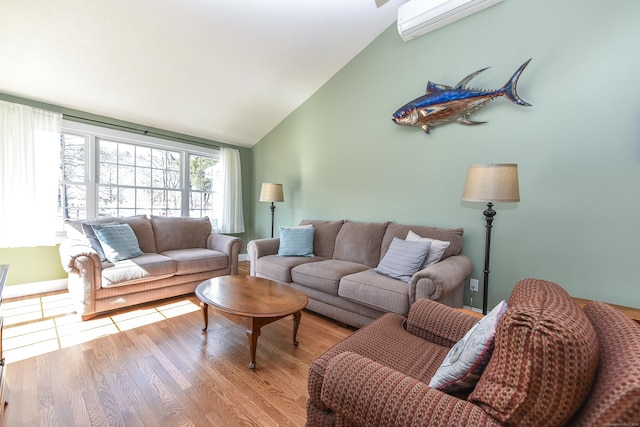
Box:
(461, 164, 520, 314)
(259, 183, 284, 238)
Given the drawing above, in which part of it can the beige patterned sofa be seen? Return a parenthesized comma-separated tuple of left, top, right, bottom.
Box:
(307, 278, 640, 426)
(248, 220, 472, 328)
(59, 215, 243, 320)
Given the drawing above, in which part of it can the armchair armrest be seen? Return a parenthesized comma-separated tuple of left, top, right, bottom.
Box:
(247, 238, 280, 275)
(409, 254, 472, 304)
(405, 298, 479, 347)
(321, 352, 498, 427)
(207, 233, 244, 275)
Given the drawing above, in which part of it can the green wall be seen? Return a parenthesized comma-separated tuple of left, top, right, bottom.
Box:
(0, 246, 67, 286)
(251, 0, 640, 310)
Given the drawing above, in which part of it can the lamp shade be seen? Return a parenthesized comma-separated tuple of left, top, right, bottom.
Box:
(461, 164, 520, 202)
(259, 183, 284, 202)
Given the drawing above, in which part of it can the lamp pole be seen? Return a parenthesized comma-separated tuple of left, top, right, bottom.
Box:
(482, 202, 496, 315)
(269, 202, 276, 238)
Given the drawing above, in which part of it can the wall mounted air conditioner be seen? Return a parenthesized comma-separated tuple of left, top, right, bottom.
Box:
(398, 0, 504, 42)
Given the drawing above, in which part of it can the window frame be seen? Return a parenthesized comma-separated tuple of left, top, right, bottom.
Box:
(59, 120, 220, 232)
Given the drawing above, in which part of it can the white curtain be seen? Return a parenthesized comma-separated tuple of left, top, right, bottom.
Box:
(0, 101, 62, 247)
(216, 147, 245, 233)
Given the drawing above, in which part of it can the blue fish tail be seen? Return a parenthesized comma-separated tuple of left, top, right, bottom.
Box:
(503, 59, 532, 107)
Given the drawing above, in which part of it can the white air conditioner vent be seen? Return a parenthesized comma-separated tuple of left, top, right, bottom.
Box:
(398, 0, 504, 42)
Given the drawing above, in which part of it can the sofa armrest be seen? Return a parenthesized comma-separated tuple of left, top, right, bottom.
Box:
(59, 238, 103, 273)
(247, 238, 280, 275)
(321, 352, 498, 427)
(405, 298, 479, 347)
(409, 254, 472, 304)
(207, 233, 244, 275)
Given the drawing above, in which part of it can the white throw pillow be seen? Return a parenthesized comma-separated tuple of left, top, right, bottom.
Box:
(429, 300, 508, 393)
(406, 230, 451, 268)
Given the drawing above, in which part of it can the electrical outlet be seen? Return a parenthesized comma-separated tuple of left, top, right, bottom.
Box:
(470, 278, 479, 292)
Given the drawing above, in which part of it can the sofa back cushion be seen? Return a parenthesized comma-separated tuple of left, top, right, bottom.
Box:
(65, 215, 156, 253)
(469, 279, 599, 426)
(381, 223, 463, 262)
(299, 220, 344, 259)
(570, 301, 640, 426)
(151, 216, 211, 253)
(332, 221, 390, 267)
(118, 216, 157, 253)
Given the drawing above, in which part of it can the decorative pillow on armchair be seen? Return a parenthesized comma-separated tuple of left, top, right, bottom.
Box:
(429, 300, 509, 393)
(278, 225, 315, 257)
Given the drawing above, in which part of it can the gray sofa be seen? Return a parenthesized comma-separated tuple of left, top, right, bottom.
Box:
(248, 220, 472, 328)
(59, 215, 243, 320)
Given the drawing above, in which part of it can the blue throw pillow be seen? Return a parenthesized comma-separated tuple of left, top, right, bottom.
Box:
(92, 223, 143, 263)
(375, 237, 431, 283)
(278, 226, 315, 257)
(82, 222, 118, 262)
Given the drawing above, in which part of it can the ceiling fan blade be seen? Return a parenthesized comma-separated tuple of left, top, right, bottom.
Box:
(375, 0, 390, 7)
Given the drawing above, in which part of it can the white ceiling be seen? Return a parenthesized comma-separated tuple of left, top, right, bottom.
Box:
(1, 0, 407, 147)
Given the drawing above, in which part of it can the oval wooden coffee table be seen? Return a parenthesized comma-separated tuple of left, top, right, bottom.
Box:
(195, 275, 308, 369)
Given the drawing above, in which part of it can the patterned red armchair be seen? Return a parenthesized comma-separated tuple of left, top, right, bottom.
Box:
(307, 279, 640, 426)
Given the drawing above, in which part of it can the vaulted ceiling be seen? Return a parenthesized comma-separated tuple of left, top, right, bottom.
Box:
(1, 0, 407, 147)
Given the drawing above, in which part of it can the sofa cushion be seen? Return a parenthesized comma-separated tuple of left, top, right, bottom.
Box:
(101, 253, 176, 287)
(332, 221, 390, 267)
(469, 279, 599, 426)
(92, 223, 144, 262)
(256, 255, 325, 283)
(406, 230, 451, 268)
(118, 216, 157, 253)
(151, 216, 211, 253)
(278, 225, 315, 257)
(339, 269, 412, 315)
(374, 237, 431, 283)
(570, 301, 640, 426)
(161, 248, 228, 275)
(429, 300, 508, 393)
(299, 220, 344, 259)
(381, 223, 463, 261)
(292, 260, 370, 296)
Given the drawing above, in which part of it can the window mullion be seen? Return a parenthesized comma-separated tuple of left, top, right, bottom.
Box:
(87, 135, 98, 219)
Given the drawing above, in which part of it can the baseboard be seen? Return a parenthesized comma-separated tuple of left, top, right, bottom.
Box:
(239, 253, 249, 262)
(4, 278, 68, 299)
(463, 305, 483, 314)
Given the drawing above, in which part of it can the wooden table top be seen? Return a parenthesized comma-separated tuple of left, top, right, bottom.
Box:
(195, 275, 308, 318)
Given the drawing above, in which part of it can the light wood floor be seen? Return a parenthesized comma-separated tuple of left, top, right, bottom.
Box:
(1, 262, 354, 426)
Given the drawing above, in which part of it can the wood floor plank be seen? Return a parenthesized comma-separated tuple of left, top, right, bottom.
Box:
(2, 263, 355, 426)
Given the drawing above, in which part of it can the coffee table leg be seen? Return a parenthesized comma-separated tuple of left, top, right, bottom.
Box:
(246, 317, 263, 370)
(200, 301, 209, 331)
(292, 311, 302, 347)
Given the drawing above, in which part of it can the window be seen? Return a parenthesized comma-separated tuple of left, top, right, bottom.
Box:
(59, 121, 220, 228)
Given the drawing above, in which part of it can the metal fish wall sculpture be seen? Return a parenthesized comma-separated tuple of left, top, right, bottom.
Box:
(392, 59, 532, 134)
